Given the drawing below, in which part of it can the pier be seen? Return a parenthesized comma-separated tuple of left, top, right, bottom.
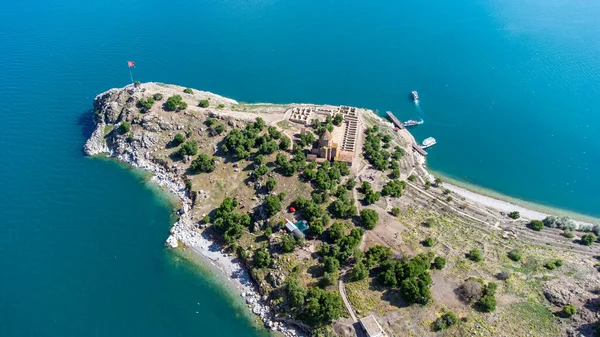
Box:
(412, 144, 428, 156)
(386, 111, 405, 129)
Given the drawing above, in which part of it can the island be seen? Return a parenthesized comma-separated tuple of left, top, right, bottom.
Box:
(85, 82, 600, 337)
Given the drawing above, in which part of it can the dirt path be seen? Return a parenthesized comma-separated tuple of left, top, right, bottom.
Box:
(338, 277, 358, 323)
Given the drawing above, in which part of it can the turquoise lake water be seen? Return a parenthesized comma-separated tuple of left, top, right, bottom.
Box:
(1, 0, 599, 335)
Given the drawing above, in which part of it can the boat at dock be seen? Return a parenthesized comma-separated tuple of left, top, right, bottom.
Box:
(411, 90, 419, 101)
(403, 119, 423, 127)
(421, 137, 436, 149)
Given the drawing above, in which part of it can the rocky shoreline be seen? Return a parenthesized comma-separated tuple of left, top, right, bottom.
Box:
(84, 85, 304, 337)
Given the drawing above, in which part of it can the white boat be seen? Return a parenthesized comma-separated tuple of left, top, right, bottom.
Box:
(411, 90, 419, 101)
(421, 137, 436, 149)
(403, 119, 424, 127)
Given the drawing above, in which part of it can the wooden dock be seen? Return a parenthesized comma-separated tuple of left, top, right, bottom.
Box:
(386, 111, 404, 129)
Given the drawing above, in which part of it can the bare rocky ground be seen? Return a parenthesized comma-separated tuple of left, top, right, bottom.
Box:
(86, 82, 600, 337)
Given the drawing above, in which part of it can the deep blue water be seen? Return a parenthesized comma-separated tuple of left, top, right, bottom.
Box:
(1, 0, 599, 335)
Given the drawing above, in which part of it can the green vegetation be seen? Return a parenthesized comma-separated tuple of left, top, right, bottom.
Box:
(153, 93, 163, 101)
(408, 174, 416, 182)
(173, 133, 186, 146)
(266, 178, 277, 191)
(279, 135, 291, 150)
(280, 234, 297, 253)
(165, 95, 188, 111)
(468, 248, 483, 262)
(508, 211, 520, 219)
(581, 233, 596, 246)
(198, 99, 209, 108)
(529, 220, 544, 231)
(298, 131, 316, 148)
(391, 207, 401, 217)
(217, 103, 225, 109)
(212, 197, 250, 243)
(119, 121, 131, 134)
(432, 256, 446, 270)
(138, 97, 155, 111)
(423, 237, 434, 247)
(183, 88, 193, 94)
(190, 153, 216, 173)
(254, 247, 271, 268)
(362, 127, 389, 170)
(563, 304, 577, 317)
(507, 249, 523, 262)
(214, 124, 225, 134)
(377, 253, 434, 305)
(544, 259, 563, 270)
(350, 260, 368, 281)
(264, 195, 282, 217)
(433, 311, 458, 331)
(360, 209, 379, 230)
(361, 181, 380, 205)
(332, 114, 344, 126)
(178, 140, 198, 156)
(381, 179, 406, 197)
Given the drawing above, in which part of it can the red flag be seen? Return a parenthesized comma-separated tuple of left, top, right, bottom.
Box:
(127, 61, 135, 67)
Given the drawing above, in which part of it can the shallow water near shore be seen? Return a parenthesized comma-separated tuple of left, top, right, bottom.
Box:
(1, 0, 599, 335)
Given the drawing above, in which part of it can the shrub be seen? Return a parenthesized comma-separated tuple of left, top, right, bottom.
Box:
(381, 179, 405, 198)
(391, 207, 401, 217)
(508, 211, 520, 219)
(165, 95, 188, 111)
(468, 248, 483, 262)
(507, 249, 522, 262)
(173, 133, 186, 146)
(138, 97, 155, 110)
(254, 247, 271, 268)
(264, 227, 272, 237)
(279, 135, 291, 150)
(433, 311, 458, 331)
(203, 215, 210, 224)
(215, 124, 225, 134)
(529, 220, 544, 231)
(497, 271, 510, 280)
(478, 294, 496, 312)
(544, 261, 557, 270)
(563, 230, 575, 238)
(119, 121, 131, 134)
(285, 278, 307, 307)
(360, 209, 379, 230)
(432, 256, 446, 270)
(153, 93, 163, 101)
(217, 103, 225, 109)
(323, 256, 340, 273)
(582, 234, 596, 246)
(190, 154, 215, 173)
(178, 140, 198, 156)
(555, 259, 564, 267)
(563, 304, 577, 317)
(205, 118, 217, 127)
(198, 99, 209, 108)
(266, 178, 277, 191)
(408, 174, 416, 182)
(423, 237, 434, 247)
(458, 279, 483, 303)
(183, 88, 193, 94)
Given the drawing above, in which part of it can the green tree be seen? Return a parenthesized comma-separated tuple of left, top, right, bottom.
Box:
(173, 133, 186, 145)
(264, 195, 282, 217)
(323, 256, 340, 273)
(183, 88, 193, 94)
(381, 180, 405, 197)
(254, 154, 265, 165)
(165, 95, 187, 111)
(477, 294, 496, 312)
(391, 207, 401, 217)
(178, 140, 198, 156)
(279, 135, 291, 150)
(468, 248, 483, 262)
(328, 222, 346, 244)
(153, 93, 163, 101)
(285, 278, 307, 307)
(350, 260, 368, 281)
(205, 118, 217, 127)
(582, 233, 596, 246)
(266, 178, 277, 191)
(190, 153, 216, 173)
(281, 234, 297, 253)
(433, 312, 458, 331)
(360, 209, 379, 230)
(254, 247, 271, 268)
(198, 99, 209, 108)
(332, 114, 344, 126)
(254, 117, 265, 130)
(529, 220, 544, 231)
(432, 256, 446, 270)
(215, 124, 225, 134)
(138, 97, 155, 111)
